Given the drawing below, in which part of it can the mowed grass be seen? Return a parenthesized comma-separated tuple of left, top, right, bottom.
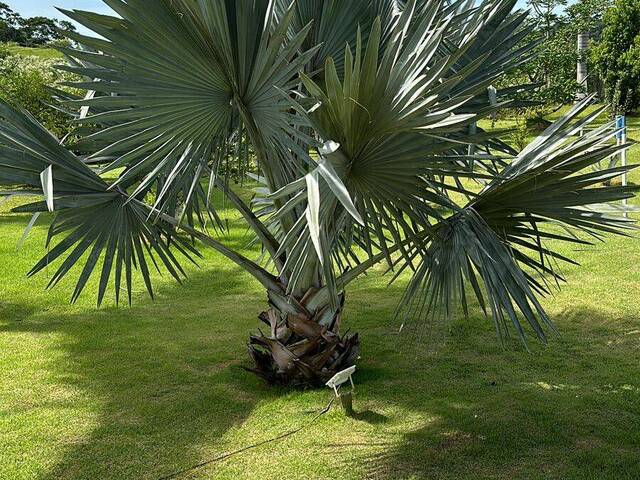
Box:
(1, 111, 640, 479)
(1, 44, 64, 59)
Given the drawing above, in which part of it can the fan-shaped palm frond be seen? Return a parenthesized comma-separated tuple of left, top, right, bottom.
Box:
(0, 100, 196, 304)
(396, 97, 638, 343)
(0, 0, 637, 387)
(0, 99, 280, 304)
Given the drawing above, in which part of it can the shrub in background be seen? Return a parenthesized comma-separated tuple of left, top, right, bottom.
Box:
(0, 53, 76, 137)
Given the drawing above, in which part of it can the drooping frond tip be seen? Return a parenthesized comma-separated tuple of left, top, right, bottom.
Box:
(397, 97, 638, 346)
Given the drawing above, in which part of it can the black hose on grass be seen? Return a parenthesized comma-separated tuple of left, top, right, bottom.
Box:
(157, 396, 336, 480)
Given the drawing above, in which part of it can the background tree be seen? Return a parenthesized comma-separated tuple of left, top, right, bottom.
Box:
(20, 17, 60, 46)
(0, 2, 24, 44)
(592, 0, 640, 114)
(527, 0, 573, 95)
(565, 0, 610, 37)
(0, 5, 76, 46)
(0, 0, 636, 389)
(566, 0, 611, 98)
(499, 0, 610, 115)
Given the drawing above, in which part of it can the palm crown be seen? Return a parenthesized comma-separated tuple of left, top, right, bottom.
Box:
(0, 0, 636, 387)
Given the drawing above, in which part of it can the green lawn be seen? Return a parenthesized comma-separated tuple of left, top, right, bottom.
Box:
(1, 44, 63, 59)
(1, 112, 639, 479)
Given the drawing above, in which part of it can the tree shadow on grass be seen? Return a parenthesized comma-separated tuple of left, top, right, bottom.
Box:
(0, 265, 278, 480)
(333, 282, 640, 479)
(0, 301, 39, 322)
(3, 234, 640, 479)
(352, 379, 640, 480)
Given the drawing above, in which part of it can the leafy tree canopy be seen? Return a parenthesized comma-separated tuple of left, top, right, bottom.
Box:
(500, 0, 611, 111)
(0, 3, 75, 46)
(592, 0, 640, 114)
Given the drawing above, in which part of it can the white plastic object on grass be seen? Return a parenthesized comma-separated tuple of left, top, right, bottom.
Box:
(325, 365, 356, 397)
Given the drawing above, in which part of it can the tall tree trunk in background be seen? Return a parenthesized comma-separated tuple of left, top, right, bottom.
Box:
(577, 33, 589, 99)
(247, 288, 360, 388)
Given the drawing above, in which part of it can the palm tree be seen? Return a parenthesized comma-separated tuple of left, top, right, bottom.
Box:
(0, 0, 636, 388)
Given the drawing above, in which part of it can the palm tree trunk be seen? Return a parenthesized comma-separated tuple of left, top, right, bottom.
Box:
(246, 288, 360, 388)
